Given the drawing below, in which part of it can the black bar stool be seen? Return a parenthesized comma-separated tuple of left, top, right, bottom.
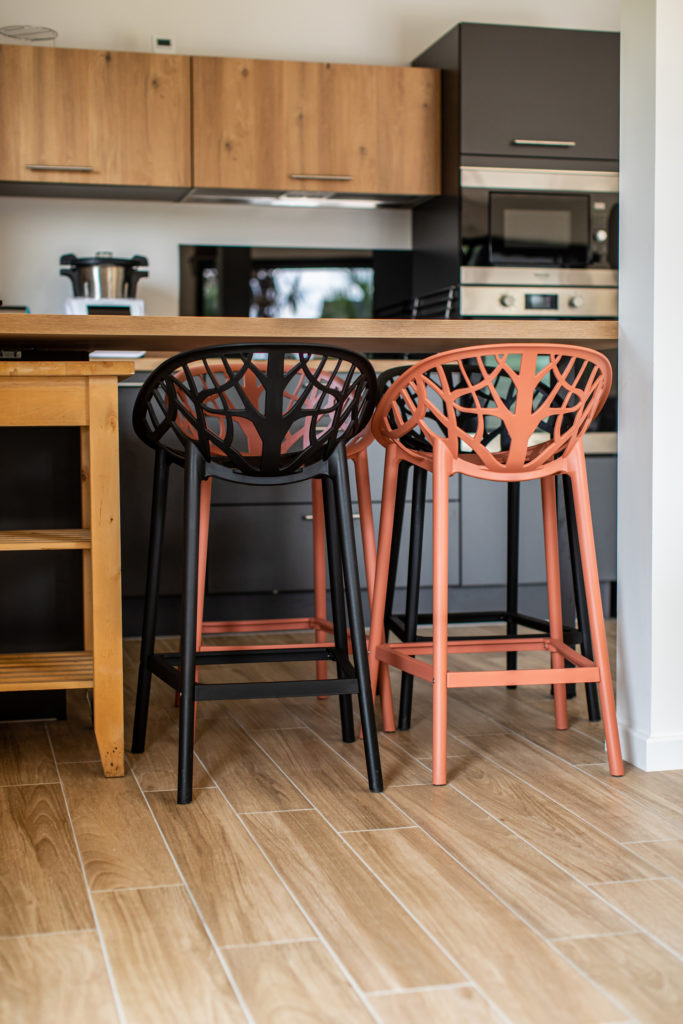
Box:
(130, 344, 383, 803)
(377, 366, 601, 731)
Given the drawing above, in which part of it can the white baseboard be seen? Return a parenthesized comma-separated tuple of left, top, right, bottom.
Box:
(618, 722, 683, 771)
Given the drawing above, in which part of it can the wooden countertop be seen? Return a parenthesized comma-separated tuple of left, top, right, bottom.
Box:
(0, 314, 618, 354)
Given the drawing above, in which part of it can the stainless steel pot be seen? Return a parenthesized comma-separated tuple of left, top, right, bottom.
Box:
(60, 252, 149, 298)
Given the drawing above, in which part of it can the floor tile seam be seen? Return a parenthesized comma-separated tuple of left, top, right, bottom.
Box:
(366, 980, 479, 997)
(243, 718, 410, 832)
(338, 825, 420, 835)
(572, 763, 683, 828)
(49, 757, 103, 766)
(219, 936, 320, 951)
(0, 778, 60, 788)
(440, 774, 666, 891)
(89, 882, 187, 895)
(449, 732, 677, 845)
(591, 877, 681, 888)
(580, 886, 683, 963)
(376, 786, 630, 1019)
(192, 751, 384, 1024)
(333, 823, 513, 1023)
(44, 730, 128, 1024)
(238, 806, 318, 816)
(0, 926, 99, 942)
(131, 763, 259, 1024)
(547, 928, 641, 943)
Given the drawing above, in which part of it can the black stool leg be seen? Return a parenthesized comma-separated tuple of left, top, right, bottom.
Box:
(330, 448, 383, 793)
(384, 459, 410, 639)
(322, 475, 355, 743)
(132, 449, 169, 754)
(398, 466, 427, 730)
(177, 444, 202, 804)
(506, 481, 520, 679)
(563, 475, 601, 721)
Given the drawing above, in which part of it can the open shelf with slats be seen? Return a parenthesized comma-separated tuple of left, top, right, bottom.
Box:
(0, 529, 91, 551)
(0, 651, 94, 692)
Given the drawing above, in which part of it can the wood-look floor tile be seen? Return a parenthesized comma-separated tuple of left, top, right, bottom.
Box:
(127, 705, 213, 792)
(224, 697, 304, 732)
(195, 715, 310, 813)
(0, 931, 119, 1024)
(581, 762, 683, 817)
(321, 731, 431, 787)
(626, 839, 683, 882)
(59, 762, 179, 891)
(447, 689, 609, 763)
(432, 753, 661, 885)
(384, 783, 628, 939)
(47, 691, 101, 763)
(94, 885, 245, 1024)
(347, 827, 622, 1024)
(244, 810, 462, 992)
(591, 878, 683, 957)
(224, 940, 374, 1022)
(555, 932, 683, 1024)
(0, 722, 56, 785)
(147, 788, 313, 946)
(281, 692, 359, 743)
(370, 985, 506, 1023)
(252, 728, 410, 830)
(463, 732, 683, 842)
(452, 682, 607, 740)
(0, 783, 93, 936)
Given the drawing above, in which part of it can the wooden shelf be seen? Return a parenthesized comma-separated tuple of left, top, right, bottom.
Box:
(0, 529, 91, 551)
(0, 651, 94, 692)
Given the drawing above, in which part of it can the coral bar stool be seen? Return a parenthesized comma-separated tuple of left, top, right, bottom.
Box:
(131, 344, 383, 803)
(367, 343, 623, 785)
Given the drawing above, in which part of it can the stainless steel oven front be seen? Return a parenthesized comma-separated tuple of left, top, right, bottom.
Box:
(458, 167, 618, 317)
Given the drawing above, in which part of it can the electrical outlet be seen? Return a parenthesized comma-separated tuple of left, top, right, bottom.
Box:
(152, 35, 175, 53)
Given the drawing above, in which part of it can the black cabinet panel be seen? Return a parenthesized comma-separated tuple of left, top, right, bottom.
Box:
(459, 24, 619, 163)
(460, 456, 617, 588)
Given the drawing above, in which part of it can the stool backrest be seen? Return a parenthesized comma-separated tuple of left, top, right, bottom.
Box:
(133, 345, 377, 477)
(373, 344, 611, 475)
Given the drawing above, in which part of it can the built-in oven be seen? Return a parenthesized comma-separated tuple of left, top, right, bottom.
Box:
(458, 167, 619, 317)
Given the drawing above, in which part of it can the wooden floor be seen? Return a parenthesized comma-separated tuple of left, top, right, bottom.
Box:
(3, 622, 683, 1024)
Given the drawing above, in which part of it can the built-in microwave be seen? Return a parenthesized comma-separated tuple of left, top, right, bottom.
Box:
(456, 167, 619, 318)
(460, 168, 619, 270)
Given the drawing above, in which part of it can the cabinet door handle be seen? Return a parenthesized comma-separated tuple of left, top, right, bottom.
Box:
(289, 173, 353, 182)
(25, 164, 95, 172)
(511, 139, 576, 148)
(303, 512, 361, 521)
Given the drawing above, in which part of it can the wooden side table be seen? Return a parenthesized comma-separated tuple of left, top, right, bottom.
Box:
(0, 360, 134, 777)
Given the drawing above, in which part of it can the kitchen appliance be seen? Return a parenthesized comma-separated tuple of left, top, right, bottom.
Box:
(60, 252, 148, 299)
(456, 167, 619, 318)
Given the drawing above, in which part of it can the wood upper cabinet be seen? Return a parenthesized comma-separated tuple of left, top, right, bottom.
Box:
(0, 45, 191, 187)
(192, 56, 440, 196)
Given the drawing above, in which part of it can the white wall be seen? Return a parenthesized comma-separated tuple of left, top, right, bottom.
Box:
(0, 0, 620, 314)
(617, 0, 683, 770)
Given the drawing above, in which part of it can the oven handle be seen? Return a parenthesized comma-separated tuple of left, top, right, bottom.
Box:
(511, 139, 576, 148)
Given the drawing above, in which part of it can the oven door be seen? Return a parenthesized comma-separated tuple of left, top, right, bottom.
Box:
(489, 191, 590, 267)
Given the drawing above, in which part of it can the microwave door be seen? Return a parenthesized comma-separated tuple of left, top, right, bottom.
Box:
(488, 192, 590, 267)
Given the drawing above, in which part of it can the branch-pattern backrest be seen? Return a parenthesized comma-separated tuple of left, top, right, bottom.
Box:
(372, 345, 611, 475)
(133, 345, 377, 477)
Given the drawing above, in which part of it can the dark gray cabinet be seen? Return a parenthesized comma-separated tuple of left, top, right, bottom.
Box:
(460, 455, 617, 587)
(459, 24, 619, 163)
(414, 22, 619, 180)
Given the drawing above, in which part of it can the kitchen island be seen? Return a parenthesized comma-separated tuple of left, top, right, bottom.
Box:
(0, 314, 618, 356)
(0, 316, 618, 722)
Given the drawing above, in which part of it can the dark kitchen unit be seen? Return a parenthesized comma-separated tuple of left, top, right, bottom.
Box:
(179, 246, 413, 320)
(411, 22, 620, 319)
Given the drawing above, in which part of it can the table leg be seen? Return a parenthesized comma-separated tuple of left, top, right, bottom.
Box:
(86, 376, 124, 777)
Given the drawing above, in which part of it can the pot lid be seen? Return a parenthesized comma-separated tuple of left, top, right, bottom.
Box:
(60, 252, 149, 267)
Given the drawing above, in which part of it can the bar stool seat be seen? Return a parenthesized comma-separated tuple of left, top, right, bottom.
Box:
(367, 343, 624, 785)
(131, 344, 384, 803)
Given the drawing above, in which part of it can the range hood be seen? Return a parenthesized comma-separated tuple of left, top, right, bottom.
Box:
(181, 188, 426, 209)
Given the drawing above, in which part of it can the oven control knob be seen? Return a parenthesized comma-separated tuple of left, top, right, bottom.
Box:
(499, 293, 515, 307)
(594, 228, 608, 243)
(568, 295, 585, 309)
